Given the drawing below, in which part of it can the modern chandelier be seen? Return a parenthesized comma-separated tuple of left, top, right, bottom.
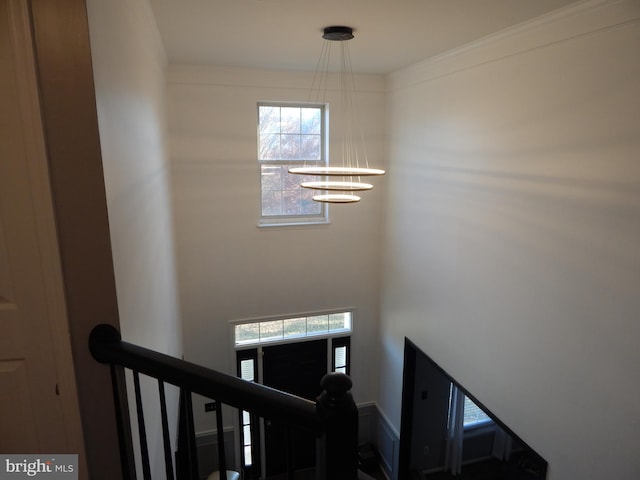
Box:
(288, 26, 385, 203)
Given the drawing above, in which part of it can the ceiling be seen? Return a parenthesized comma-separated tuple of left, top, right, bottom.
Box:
(149, 0, 579, 75)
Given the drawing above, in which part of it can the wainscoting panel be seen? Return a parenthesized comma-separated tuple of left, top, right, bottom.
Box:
(195, 428, 237, 480)
(376, 410, 400, 480)
(357, 402, 399, 480)
(358, 402, 377, 445)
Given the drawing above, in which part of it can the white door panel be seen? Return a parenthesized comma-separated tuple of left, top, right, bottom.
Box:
(0, 0, 84, 455)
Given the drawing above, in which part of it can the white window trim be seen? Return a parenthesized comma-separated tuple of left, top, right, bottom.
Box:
(231, 309, 354, 348)
(257, 102, 329, 227)
(257, 215, 329, 228)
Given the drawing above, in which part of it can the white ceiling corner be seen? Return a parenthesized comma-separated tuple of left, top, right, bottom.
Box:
(148, 0, 581, 74)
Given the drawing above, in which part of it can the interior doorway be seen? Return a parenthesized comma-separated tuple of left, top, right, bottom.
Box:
(233, 312, 353, 478)
(398, 338, 548, 479)
(236, 333, 351, 479)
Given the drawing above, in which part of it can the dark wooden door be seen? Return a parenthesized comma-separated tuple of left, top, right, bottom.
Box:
(263, 339, 327, 477)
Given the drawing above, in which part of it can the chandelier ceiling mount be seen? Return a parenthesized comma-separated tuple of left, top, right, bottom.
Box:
(288, 25, 385, 204)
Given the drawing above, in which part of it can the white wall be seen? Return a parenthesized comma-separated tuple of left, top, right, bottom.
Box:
(86, 1, 183, 478)
(380, 1, 640, 479)
(167, 65, 386, 431)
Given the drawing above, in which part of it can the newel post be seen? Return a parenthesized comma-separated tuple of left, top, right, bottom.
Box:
(316, 373, 359, 480)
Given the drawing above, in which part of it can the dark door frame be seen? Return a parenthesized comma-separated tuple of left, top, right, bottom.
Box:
(263, 338, 328, 477)
(398, 337, 418, 480)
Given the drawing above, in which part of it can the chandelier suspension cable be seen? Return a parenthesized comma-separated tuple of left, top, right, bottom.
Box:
(289, 26, 385, 203)
(346, 39, 373, 172)
(299, 31, 373, 191)
(301, 37, 330, 175)
(310, 38, 331, 105)
(340, 41, 355, 176)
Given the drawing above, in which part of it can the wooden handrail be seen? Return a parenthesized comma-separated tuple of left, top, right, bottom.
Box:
(89, 324, 319, 432)
(90, 324, 360, 480)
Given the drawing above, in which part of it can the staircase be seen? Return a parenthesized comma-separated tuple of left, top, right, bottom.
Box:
(89, 324, 361, 480)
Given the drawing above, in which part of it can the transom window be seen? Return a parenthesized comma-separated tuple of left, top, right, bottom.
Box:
(234, 311, 352, 346)
(258, 103, 327, 225)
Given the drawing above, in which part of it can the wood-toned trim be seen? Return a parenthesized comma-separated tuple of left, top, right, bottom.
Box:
(5, 0, 88, 474)
(29, 0, 126, 478)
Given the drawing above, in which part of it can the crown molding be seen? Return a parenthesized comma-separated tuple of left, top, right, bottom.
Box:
(388, 0, 640, 91)
(167, 64, 386, 93)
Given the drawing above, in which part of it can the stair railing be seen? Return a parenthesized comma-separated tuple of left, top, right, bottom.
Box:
(89, 324, 358, 480)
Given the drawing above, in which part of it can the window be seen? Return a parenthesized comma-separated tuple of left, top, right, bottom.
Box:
(258, 103, 327, 225)
(234, 311, 352, 346)
(332, 336, 350, 375)
(448, 384, 493, 430)
(463, 396, 493, 428)
(237, 349, 260, 474)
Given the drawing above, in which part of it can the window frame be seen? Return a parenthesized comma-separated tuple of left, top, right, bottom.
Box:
(232, 310, 353, 348)
(462, 395, 494, 430)
(257, 102, 328, 227)
(331, 336, 351, 375)
(236, 348, 261, 475)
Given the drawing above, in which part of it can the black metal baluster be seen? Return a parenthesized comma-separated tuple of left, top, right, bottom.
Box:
(176, 389, 193, 479)
(285, 426, 295, 480)
(110, 364, 137, 480)
(178, 388, 199, 480)
(214, 400, 227, 476)
(158, 380, 175, 480)
(133, 371, 152, 480)
(250, 412, 261, 480)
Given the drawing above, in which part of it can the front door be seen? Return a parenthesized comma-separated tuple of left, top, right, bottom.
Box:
(262, 339, 327, 478)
